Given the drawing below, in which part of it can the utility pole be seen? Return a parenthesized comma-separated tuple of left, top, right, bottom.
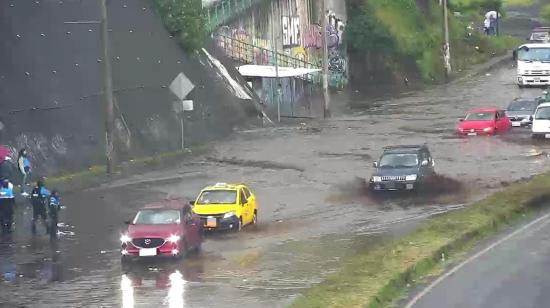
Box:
(100, 0, 115, 174)
(442, 0, 452, 80)
(320, 0, 330, 118)
(271, 0, 281, 122)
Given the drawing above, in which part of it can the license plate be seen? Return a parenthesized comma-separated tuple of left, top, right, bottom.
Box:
(139, 248, 157, 257)
(512, 122, 521, 127)
(545, 134, 550, 139)
(534, 78, 541, 82)
(206, 217, 217, 227)
(385, 182, 396, 189)
(467, 132, 477, 136)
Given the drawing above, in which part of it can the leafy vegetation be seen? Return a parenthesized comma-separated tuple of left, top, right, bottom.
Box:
(152, 0, 206, 52)
(542, 4, 550, 23)
(291, 173, 550, 308)
(345, 0, 516, 83)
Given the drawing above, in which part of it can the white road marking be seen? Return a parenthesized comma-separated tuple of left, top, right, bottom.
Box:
(404, 211, 550, 308)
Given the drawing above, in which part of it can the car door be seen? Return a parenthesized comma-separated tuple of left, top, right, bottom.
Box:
(182, 206, 199, 247)
(239, 189, 251, 225)
(496, 110, 510, 132)
(243, 187, 256, 220)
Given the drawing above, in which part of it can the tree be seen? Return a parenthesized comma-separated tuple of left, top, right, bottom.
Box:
(153, 0, 206, 52)
(543, 4, 550, 23)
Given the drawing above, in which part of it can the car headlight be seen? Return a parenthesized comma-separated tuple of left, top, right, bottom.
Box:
(167, 234, 181, 243)
(120, 234, 132, 243)
(405, 174, 417, 181)
(483, 127, 494, 132)
(371, 176, 382, 183)
(223, 212, 236, 219)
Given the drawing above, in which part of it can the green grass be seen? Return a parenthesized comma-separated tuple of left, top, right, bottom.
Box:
(503, 0, 536, 7)
(290, 173, 550, 308)
(45, 144, 211, 191)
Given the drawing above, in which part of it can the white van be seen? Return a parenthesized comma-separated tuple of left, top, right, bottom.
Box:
(531, 102, 550, 138)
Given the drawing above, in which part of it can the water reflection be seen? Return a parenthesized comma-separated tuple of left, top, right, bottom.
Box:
(120, 259, 203, 307)
(121, 274, 135, 308)
(167, 270, 185, 308)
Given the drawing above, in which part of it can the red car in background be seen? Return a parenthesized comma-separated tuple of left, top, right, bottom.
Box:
(457, 107, 511, 136)
(120, 199, 202, 261)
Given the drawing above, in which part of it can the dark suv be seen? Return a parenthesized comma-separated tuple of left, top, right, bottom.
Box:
(369, 145, 435, 192)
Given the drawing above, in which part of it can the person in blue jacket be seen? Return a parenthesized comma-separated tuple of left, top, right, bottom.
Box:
(47, 190, 62, 238)
(30, 179, 50, 234)
(0, 177, 15, 233)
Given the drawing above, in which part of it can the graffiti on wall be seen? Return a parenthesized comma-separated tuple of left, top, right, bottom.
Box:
(282, 16, 301, 47)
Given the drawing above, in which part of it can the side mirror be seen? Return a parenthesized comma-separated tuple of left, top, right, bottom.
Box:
(189, 200, 195, 206)
(530, 115, 534, 121)
(421, 160, 429, 166)
(124, 220, 133, 225)
(373, 161, 378, 168)
(459, 118, 464, 122)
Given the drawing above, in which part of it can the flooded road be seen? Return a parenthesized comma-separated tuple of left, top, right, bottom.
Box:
(3, 62, 550, 307)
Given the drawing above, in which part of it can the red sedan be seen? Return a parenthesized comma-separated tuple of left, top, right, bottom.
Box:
(457, 107, 511, 136)
(120, 198, 202, 261)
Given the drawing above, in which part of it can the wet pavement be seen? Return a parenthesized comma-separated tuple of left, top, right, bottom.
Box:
(3, 60, 550, 307)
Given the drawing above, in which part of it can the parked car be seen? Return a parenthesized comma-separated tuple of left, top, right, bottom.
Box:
(505, 98, 541, 127)
(529, 27, 550, 43)
(120, 198, 202, 260)
(192, 183, 257, 232)
(369, 145, 435, 192)
(457, 108, 511, 136)
(531, 102, 550, 138)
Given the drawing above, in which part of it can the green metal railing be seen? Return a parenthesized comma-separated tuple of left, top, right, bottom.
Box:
(205, 0, 268, 33)
(215, 34, 321, 83)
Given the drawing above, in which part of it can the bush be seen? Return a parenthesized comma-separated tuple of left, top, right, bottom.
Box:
(152, 0, 206, 52)
(542, 4, 550, 23)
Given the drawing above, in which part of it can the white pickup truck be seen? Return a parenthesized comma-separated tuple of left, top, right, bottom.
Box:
(515, 43, 550, 88)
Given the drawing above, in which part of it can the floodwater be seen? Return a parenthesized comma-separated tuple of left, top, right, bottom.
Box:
(3, 60, 550, 307)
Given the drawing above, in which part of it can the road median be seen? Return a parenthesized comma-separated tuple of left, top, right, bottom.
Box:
(290, 173, 550, 308)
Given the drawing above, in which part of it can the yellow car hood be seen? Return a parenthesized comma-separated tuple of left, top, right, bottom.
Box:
(193, 204, 238, 215)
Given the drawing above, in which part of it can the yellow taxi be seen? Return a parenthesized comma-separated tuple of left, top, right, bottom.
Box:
(191, 183, 258, 232)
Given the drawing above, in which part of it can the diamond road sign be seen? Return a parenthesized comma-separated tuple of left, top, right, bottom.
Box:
(169, 72, 195, 100)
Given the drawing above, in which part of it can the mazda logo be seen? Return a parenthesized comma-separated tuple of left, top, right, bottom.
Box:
(144, 239, 151, 245)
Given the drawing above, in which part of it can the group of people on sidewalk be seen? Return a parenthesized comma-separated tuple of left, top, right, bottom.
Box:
(483, 11, 499, 36)
(0, 147, 62, 237)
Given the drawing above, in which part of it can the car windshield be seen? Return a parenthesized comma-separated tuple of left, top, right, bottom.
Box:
(133, 210, 180, 225)
(518, 47, 550, 62)
(197, 190, 237, 204)
(507, 100, 538, 111)
(465, 111, 495, 121)
(535, 107, 550, 120)
(379, 153, 419, 168)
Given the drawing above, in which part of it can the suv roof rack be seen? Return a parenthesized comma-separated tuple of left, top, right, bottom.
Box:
(383, 144, 426, 150)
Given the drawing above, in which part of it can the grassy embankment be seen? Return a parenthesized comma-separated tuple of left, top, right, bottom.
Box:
(290, 172, 550, 308)
(346, 0, 520, 83)
(45, 145, 210, 191)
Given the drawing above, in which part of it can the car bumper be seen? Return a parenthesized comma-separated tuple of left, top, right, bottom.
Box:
(531, 132, 550, 139)
(200, 215, 240, 231)
(457, 130, 494, 136)
(121, 241, 181, 258)
(510, 120, 531, 127)
(370, 181, 417, 191)
(518, 76, 550, 86)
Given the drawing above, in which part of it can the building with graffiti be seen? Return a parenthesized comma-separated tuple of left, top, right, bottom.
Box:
(211, 0, 347, 117)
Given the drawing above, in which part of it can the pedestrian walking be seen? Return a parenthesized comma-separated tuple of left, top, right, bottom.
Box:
(0, 178, 15, 233)
(484, 18, 491, 35)
(17, 148, 31, 197)
(30, 179, 50, 234)
(47, 190, 61, 239)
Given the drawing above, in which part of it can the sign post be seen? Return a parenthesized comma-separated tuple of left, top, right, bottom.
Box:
(169, 73, 195, 150)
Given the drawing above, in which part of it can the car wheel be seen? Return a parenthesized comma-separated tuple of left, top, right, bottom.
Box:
(233, 218, 242, 232)
(252, 211, 258, 225)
